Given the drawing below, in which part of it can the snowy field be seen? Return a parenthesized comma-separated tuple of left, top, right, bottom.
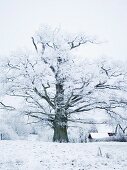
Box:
(0, 141, 127, 170)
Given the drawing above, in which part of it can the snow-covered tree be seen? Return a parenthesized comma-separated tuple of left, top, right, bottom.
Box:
(1, 26, 127, 142)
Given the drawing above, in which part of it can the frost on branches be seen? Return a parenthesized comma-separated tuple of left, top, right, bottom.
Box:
(1, 26, 127, 142)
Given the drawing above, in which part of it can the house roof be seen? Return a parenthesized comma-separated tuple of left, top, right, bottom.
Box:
(89, 133, 109, 139)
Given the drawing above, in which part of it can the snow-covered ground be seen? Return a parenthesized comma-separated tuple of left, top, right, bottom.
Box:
(0, 141, 127, 170)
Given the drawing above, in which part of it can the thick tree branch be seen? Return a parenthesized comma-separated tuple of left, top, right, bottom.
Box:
(31, 37, 38, 52)
(33, 87, 55, 109)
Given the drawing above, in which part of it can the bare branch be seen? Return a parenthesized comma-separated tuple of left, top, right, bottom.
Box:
(0, 102, 15, 111)
(95, 83, 123, 90)
(31, 37, 38, 52)
(101, 66, 110, 77)
(68, 36, 98, 50)
(69, 101, 108, 113)
(25, 113, 52, 122)
(25, 111, 54, 120)
(33, 87, 55, 109)
(68, 118, 107, 124)
(7, 61, 20, 70)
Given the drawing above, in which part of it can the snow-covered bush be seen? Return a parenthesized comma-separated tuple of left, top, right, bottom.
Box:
(0, 111, 34, 139)
(0, 122, 18, 140)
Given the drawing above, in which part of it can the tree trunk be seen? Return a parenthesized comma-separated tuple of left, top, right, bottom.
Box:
(53, 83, 69, 142)
(53, 90, 69, 142)
(53, 56, 69, 142)
(53, 120, 68, 142)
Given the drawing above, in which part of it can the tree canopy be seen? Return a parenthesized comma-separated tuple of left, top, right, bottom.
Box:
(1, 26, 127, 142)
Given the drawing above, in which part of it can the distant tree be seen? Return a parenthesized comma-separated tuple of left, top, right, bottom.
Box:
(1, 26, 127, 142)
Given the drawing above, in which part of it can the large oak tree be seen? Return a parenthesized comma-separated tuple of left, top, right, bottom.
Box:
(1, 26, 127, 142)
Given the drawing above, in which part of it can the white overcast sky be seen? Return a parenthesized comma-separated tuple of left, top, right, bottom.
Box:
(0, 0, 127, 60)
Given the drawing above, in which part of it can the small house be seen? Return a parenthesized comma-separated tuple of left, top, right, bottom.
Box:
(88, 132, 115, 142)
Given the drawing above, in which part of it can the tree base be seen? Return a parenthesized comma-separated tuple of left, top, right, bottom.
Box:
(53, 125, 69, 143)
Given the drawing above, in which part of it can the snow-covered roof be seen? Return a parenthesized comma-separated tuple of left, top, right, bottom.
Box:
(89, 133, 109, 139)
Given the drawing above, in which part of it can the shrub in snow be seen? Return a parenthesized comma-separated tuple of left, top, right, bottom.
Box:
(97, 147, 102, 157)
(0, 123, 18, 140)
(0, 111, 36, 139)
(105, 153, 111, 159)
